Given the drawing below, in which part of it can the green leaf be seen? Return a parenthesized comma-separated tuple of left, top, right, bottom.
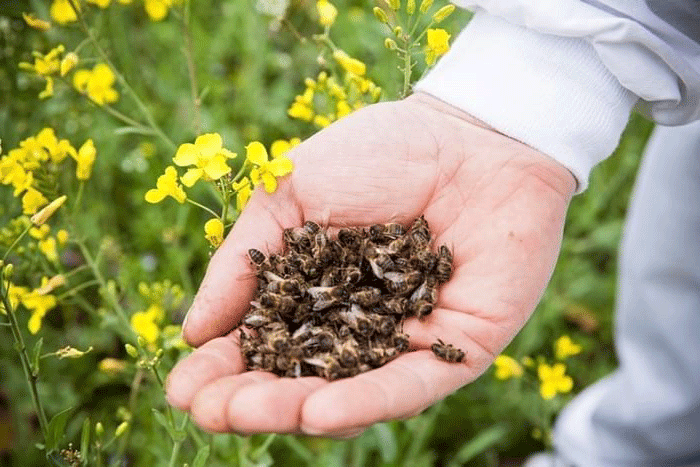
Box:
(151, 409, 176, 440)
(80, 417, 90, 465)
(45, 407, 73, 453)
(31, 337, 43, 376)
(191, 445, 210, 467)
(446, 425, 508, 467)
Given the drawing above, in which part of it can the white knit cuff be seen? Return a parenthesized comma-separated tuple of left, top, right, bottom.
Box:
(415, 11, 638, 192)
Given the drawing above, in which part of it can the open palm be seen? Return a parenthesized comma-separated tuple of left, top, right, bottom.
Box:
(165, 93, 575, 436)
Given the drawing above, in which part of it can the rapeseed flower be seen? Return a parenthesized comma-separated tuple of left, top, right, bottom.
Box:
(131, 304, 165, 347)
(50, 0, 79, 24)
(22, 13, 51, 31)
(73, 63, 119, 105)
(204, 218, 224, 248)
(22, 286, 59, 335)
(333, 50, 366, 76)
(173, 133, 236, 187)
(144, 0, 177, 21)
(72, 139, 97, 180)
(555, 335, 583, 360)
(233, 177, 252, 211)
(145, 166, 187, 203)
(246, 141, 293, 193)
(22, 188, 48, 215)
(538, 362, 574, 400)
(425, 28, 450, 65)
(60, 52, 79, 76)
(493, 355, 524, 380)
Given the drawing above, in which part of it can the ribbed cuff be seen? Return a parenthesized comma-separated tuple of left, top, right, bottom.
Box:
(415, 12, 638, 192)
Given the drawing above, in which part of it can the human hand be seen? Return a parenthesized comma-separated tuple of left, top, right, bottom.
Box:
(165, 92, 576, 436)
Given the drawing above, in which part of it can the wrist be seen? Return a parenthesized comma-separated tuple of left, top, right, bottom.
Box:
(414, 12, 637, 192)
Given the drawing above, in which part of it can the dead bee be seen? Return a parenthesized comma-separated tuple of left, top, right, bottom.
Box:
(260, 327, 291, 353)
(263, 271, 304, 296)
(383, 270, 422, 296)
(337, 227, 365, 249)
(304, 354, 346, 380)
(350, 286, 382, 307)
(242, 306, 275, 329)
(335, 337, 360, 368)
(408, 216, 431, 249)
(276, 346, 304, 377)
(288, 252, 320, 278)
(311, 231, 334, 266)
(409, 276, 438, 318)
(337, 304, 374, 336)
(341, 265, 363, 284)
(386, 235, 410, 255)
(369, 222, 405, 241)
(372, 314, 395, 336)
(392, 333, 410, 352)
(379, 296, 408, 315)
(363, 243, 395, 279)
(259, 292, 297, 316)
(307, 285, 349, 311)
(360, 346, 399, 367)
(435, 245, 453, 283)
(283, 221, 320, 250)
(320, 267, 343, 287)
(409, 249, 438, 272)
(431, 339, 465, 363)
(299, 328, 335, 355)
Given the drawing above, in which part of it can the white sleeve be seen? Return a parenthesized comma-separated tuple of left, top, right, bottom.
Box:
(415, 1, 700, 192)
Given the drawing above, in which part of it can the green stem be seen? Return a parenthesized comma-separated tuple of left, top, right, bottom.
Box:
(2, 225, 31, 262)
(0, 275, 50, 445)
(73, 181, 85, 219)
(167, 439, 183, 467)
(66, 0, 176, 151)
(151, 366, 176, 430)
(56, 279, 100, 302)
(185, 198, 220, 218)
(100, 105, 154, 133)
(401, 46, 412, 98)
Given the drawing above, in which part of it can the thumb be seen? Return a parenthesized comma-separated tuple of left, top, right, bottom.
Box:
(182, 184, 302, 347)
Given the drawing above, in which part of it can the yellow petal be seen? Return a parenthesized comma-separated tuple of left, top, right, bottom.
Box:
(194, 133, 223, 158)
(261, 172, 277, 193)
(246, 141, 268, 166)
(268, 156, 293, 177)
(250, 167, 262, 186)
(23, 12, 52, 30)
(180, 168, 203, 187)
(202, 156, 231, 181)
(270, 140, 291, 159)
(145, 188, 167, 203)
(204, 218, 224, 248)
(173, 143, 198, 167)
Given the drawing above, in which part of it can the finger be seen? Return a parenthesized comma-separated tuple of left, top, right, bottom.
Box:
(300, 351, 477, 435)
(165, 332, 245, 411)
(182, 182, 303, 347)
(190, 372, 278, 433)
(227, 376, 327, 434)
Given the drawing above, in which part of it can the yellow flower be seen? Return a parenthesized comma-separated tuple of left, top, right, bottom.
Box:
(73, 64, 119, 105)
(145, 166, 187, 203)
(36, 128, 77, 164)
(555, 335, 583, 360)
(144, 0, 175, 21)
(233, 177, 252, 211)
(270, 138, 300, 159)
(19, 45, 64, 77)
(333, 50, 366, 76)
(23, 13, 51, 30)
(22, 291, 58, 334)
(246, 141, 293, 193)
(313, 115, 332, 128)
(204, 218, 224, 248)
(60, 52, 79, 76)
(131, 304, 165, 346)
(173, 133, 236, 187)
(336, 100, 352, 118)
(0, 283, 28, 315)
(288, 101, 314, 122)
(538, 362, 574, 400)
(316, 0, 338, 27)
(39, 237, 58, 262)
(73, 139, 96, 180)
(50, 0, 79, 24)
(425, 28, 450, 65)
(22, 187, 48, 215)
(56, 229, 69, 245)
(493, 355, 524, 380)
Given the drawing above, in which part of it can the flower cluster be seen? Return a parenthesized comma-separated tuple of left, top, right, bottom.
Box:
(1, 276, 64, 334)
(145, 133, 295, 248)
(0, 128, 96, 215)
(73, 64, 119, 105)
(288, 70, 381, 129)
(494, 335, 583, 401)
(18, 44, 78, 99)
(130, 280, 186, 350)
(49, 0, 179, 24)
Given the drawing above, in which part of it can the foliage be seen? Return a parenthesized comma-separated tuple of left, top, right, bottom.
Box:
(0, 0, 652, 465)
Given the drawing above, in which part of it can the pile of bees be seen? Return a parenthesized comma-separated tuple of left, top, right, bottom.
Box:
(239, 216, 464, 381)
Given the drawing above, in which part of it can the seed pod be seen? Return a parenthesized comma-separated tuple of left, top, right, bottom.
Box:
(432, 4, 455, 23)
(373, 6, 389, 24)
(419, 0, 433, 13)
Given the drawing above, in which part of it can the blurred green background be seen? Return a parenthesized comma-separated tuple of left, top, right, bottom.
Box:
(0, 0, 652, 465)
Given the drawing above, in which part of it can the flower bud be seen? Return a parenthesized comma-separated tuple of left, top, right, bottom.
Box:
(419, 0, 433, 13)
(385, 0, 400, 11)
(115, 421, 128, 437)
(60, 52, 78, 76)
(125, 343, 139, 358)
(406, 0, 415, 15)
(30, 195, 67, 226)
(432, 4, 455, 22)
(3, 263, 14, 280)
(373, 7, 389, 24)
(393, 26, 403, 37)
(384, 38, 398, 50)
(95, 422, 104, 438)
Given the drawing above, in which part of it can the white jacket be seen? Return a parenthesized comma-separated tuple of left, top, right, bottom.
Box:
(415, 0, 700, 191)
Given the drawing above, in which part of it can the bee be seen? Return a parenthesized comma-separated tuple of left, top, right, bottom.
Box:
(275, 346, 303, 377)
(369, 223, 405, 241)
(291, 302, 314, 323)
(363, 243, 395, 279)
(260, 327, 291, 353)
(409, 275, 438, 318)
(263, 271, 304, 296)
(386, 235, 410, 255)
(304, 354, 346, 380)
(299, 328, 335, 355)
(360, 346, 399, 367)
(379, 296, 408, 315)
(383, 270, 422, 296)
(283, 221, 320, 250)
(259, 292, 297, 316)
(335, 337, 360, 368)
(241, 307, 275, 329)
(409, 249, 438, 272)
(341, 265, 363, 284)
(320, 267, 343, 287)
(350, 286, 382, 307)
(307, 285, 349, 311)
(337, 227, 365, 249)
(408, 216, 431, 249)
(288, 252, 320, 278)
(435, 245, 453, 283)
(311, 231, 334, 266)
(430, 339, 465, 363)
(392, 333, 410, 352)
(372, 314, 395, 336)
(337, 304, 374, 336)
